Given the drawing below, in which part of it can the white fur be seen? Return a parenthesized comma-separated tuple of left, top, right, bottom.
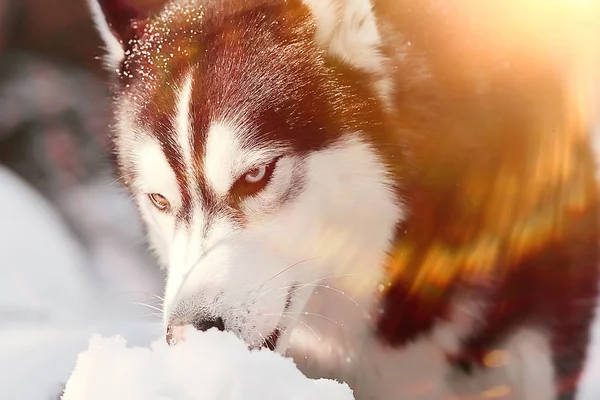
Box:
(501, 329, 557, 400)
(203, 121, 244, 196)
(301, 0, 393, 106)
(577, 94, 600, 400)
(286, 290, 556, 400)
(302, 0, 384, 75)
(135, 138, 180, 267)
(204, 121, 290, 196)
(87, 0, 125, 70)
(431, 295, 487, 356)
(175, 74, 194, 173)
(136, 139, 182, 210)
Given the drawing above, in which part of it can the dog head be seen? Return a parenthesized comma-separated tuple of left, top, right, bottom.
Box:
(90, 0, 403, 350)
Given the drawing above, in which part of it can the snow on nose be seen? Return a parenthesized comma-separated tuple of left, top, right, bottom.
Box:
(166, 317, 226, 345)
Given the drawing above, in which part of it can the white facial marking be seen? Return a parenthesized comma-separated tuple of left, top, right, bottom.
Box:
(136, 139, 181, 208)
(163, 216, 230, 321)
(134, 138, 181, 267)
(270, 136, 402, 277)
(204, 121, 284, 196)
(175, 74, 194, 172)
(203, 122, 242, 195)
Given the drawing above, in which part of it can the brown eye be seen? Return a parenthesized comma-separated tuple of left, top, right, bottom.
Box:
(148, 193, 170, 212)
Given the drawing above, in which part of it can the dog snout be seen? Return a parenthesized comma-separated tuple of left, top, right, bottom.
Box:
(166, 316, 226, 345)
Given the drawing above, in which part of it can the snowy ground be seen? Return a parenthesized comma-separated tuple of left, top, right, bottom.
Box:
(62, 329, 353, 400)
(0, 166, 164, 399)
(0, 163, 599, 399)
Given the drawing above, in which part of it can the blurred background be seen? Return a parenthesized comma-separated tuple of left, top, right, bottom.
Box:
(0, 0, 599, 399)
(0, 0, 168, 398)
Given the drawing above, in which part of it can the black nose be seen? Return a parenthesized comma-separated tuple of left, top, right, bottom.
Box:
(193, 317, 225, 332)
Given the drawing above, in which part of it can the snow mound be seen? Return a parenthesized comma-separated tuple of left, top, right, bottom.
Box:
(62, 327, 354, 400)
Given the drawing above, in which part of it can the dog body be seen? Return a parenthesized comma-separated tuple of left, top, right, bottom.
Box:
(90, 0, 600, 398)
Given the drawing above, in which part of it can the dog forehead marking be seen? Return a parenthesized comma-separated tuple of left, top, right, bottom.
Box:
(175, 73, 195, 174)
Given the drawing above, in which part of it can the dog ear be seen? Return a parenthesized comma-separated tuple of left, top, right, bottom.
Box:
(301, 0, 384, 74)
(87, 0, 146, 70)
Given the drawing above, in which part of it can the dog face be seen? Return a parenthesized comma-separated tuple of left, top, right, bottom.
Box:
(91, 0, 402, 349)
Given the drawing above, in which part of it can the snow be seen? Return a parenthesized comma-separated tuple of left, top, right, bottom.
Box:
(0, 167, 95, 322)
(0, 322, 160, 400)
(0, 166, 162, 399)
(62, 328, 354, 400)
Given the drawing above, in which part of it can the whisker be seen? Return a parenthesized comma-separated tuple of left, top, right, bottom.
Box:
(253, 284, 295, 303)
(142, 312, 164, 319)
(146, 321, 167, 328)
(269, 279, 362, 310)
(288, 283, 360, 308)
(257, 258, 320, 291)
(282, 311, 350, 331)
(252, 327, 267, 345)
(266, 335, 276, 349)
(302, 272, 374, 284)
(104, 171, 137, 189)
(264, 313, 321, 341)
(251, 258, 321, 303)
(135, 296, 164, 306)
(133, 302, 163, 313)
(110, 291, 163, 298)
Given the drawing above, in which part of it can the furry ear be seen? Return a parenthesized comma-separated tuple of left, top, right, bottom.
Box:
(301, 0, 384, 74)
(88, 0, 144, 70)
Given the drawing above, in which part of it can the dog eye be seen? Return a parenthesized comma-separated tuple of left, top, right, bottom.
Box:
(148, 193, 171, 212)
(232, 157, 281, 198)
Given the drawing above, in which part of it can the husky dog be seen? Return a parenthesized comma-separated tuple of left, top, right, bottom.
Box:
(89, 0, 600, 398)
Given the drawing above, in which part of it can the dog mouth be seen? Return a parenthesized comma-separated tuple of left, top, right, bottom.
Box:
(258, 284, 295, 351)
(262, 328, 282, 350)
